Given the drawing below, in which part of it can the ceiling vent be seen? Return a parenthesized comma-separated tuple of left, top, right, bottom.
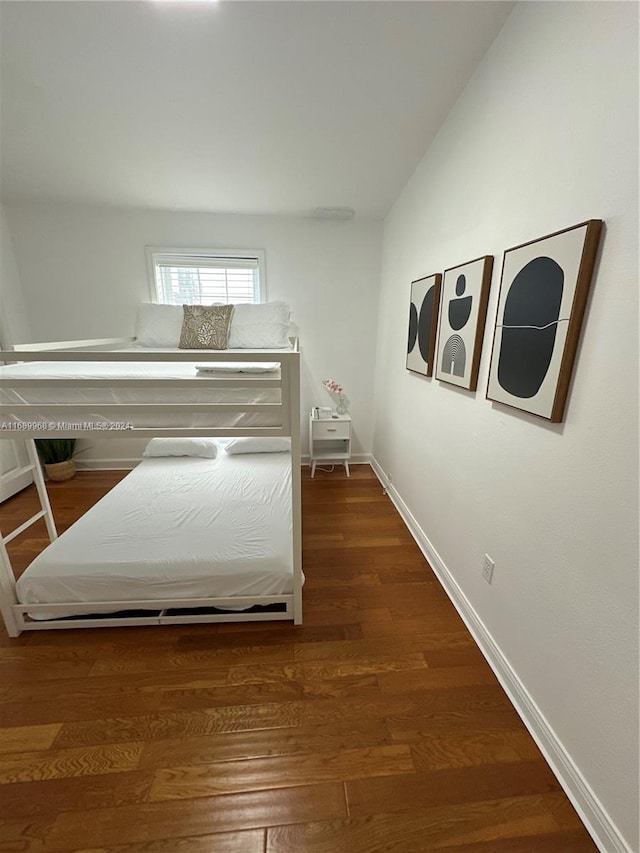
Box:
(312, 207, 355, 221)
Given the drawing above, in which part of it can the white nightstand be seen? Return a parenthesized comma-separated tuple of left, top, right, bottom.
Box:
(309, 412, 352, 478)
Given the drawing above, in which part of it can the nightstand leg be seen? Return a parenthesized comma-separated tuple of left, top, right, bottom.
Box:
(311, 460, 316, 478)
(345, 461, 350, 478)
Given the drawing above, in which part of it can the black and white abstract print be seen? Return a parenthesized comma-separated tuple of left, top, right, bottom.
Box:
(497, 256, 564, 398)
(407, 274, 441, 376)
(435, 256, 493, 391)
(487, 220, 603, 422)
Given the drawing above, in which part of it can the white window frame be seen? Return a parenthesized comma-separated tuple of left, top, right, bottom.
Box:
(145, 247, 267, 305)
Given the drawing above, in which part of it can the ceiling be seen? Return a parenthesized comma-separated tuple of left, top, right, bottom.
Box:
(0, 1, 513, 219)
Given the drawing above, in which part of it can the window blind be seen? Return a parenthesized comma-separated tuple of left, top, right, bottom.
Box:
(153, 255, 260, 305)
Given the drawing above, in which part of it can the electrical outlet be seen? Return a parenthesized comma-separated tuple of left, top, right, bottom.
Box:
(388, 473, 393, 484)
(482, 554, 494, 584)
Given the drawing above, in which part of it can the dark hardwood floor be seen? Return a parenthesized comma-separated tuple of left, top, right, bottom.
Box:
(0, 466, 598, 852)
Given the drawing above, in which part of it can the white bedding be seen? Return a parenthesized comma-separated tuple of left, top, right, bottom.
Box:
(0, 348, 287, 429)
(16, 449, 294, 619)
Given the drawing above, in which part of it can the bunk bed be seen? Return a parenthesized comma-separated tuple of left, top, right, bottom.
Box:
(0, 330, 302, 637)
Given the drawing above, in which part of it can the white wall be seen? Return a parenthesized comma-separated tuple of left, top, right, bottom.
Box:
(4, 204, 381, 461)
(0, 204, 33, 492)
(0, 204, 31, 347)
(373, 3, 638, 851)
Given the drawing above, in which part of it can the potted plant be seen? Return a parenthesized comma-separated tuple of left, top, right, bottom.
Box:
(35, 439, 77, 482)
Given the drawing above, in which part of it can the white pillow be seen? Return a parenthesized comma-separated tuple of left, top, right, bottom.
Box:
(143, 437, 218, 458)
(135, 304, 184, 347)
(224, 437, 290, 455)
(228, 301, 290, 349)
(196, 362, 278, 374)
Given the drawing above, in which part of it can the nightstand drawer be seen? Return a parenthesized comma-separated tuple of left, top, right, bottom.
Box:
(312, 420, 350, 440)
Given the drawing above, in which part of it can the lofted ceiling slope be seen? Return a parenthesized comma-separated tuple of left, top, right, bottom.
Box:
(0, 1, 513, 219)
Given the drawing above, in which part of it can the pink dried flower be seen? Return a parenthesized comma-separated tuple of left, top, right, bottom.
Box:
(323, 378, 344, 395)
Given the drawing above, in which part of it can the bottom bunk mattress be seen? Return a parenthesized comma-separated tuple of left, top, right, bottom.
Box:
(16, 449, 293, 619)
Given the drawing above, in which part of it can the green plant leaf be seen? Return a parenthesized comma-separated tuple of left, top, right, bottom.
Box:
(35, 439, 77, 464)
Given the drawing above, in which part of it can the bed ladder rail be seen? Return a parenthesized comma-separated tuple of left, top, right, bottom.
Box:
(0, 441, 57, 544)
(0, 440, 57, 637)
(2, 509, 48, 545)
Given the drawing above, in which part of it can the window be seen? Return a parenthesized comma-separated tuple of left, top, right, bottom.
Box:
(147, 248, 265, 305)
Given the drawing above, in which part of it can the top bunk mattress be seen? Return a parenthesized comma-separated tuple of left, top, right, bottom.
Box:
(16, 448, 293, 619)
(0, 348, 295, 430)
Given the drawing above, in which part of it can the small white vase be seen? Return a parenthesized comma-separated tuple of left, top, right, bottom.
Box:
(336, 397, 347, 415)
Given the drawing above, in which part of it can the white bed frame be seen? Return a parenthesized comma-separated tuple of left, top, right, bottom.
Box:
(0, 338, 302, 637)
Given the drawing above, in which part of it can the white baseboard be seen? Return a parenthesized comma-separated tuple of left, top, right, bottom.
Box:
(302, 453, 371, 467)
(370, 456, 632, 853)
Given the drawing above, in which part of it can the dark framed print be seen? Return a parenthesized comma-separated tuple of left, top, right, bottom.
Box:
(486, 219, 603, 422)
(435, 255, 494, 391)
(406, 273, 442, 376)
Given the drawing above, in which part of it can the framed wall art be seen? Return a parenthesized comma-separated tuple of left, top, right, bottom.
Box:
(486, 219, 603, 423)
(435, 255, 494, 391)
(406, 273, 441, 376)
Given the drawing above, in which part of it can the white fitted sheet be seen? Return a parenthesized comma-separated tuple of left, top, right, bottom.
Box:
(0, 349, 287, 429)
(16, 450, 293, 619)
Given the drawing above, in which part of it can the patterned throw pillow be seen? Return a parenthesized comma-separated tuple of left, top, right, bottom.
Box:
(178, 305, 235, 349)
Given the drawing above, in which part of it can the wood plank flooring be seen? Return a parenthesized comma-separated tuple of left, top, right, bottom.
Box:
(0, 466, 598, 852)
